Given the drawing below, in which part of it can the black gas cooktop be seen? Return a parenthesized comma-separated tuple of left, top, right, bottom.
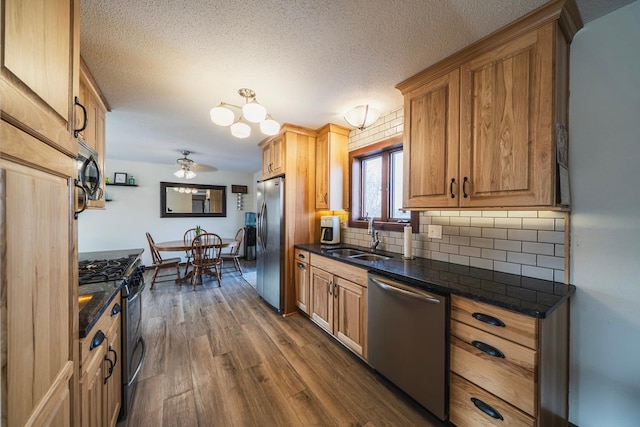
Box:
(79, 255, 138, 285)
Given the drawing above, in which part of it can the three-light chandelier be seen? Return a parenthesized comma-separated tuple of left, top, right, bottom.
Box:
(210, 88, 280, 138)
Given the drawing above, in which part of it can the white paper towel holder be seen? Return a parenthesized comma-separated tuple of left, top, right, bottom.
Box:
(402, 224, 415, 259)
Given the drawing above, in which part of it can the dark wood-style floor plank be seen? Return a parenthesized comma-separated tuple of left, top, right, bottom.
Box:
(118, 263, 443, 427)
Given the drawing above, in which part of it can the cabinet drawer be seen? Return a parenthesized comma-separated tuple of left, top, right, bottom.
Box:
(451, 295, 538, 349)
(80, 296, 121, 367)
(450, 373, 535, 427)
(451, 320, 536, 416)
(294, 248, 310, 262)
(309, 254, 367, 287)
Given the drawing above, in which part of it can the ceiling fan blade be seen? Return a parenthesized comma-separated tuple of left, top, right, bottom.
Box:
(190, 163, 218, 172)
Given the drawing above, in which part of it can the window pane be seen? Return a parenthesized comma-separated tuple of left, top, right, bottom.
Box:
(362, 156, 382, 218)
(391, 151, 410, 219)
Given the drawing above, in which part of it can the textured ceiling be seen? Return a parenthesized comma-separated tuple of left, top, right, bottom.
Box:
(80, 0, 635, 173)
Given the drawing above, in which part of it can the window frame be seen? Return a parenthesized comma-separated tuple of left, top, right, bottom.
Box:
(348, 135, 418, 232)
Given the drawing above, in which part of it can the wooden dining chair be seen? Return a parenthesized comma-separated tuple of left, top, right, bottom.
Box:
(145, 232, 181, 289)
(221, 228, 244, 276)
(183, 227, 207, 276)
(190, 232, 223, 289)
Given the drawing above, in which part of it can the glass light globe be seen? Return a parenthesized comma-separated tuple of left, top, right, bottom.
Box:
(185, 169, 196, 180)
(260, 115, 280, 135)
(230, 120, 251, 138)
(242, 100, 267, 123)
(344, 105, 380, 130)
(210, 103, 235, 126)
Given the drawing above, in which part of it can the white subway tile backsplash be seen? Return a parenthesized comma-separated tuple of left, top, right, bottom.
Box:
(554, 269, 566, 282)
(460, 246, 482, 257)
(555, 244, 565, 257)
(459, 211, 482, 217)
(481, 248, 507, 261)
(440, 244, 459, 254)
(538, 211, 565, 218)
(555, 219, 565, 231)
(482, 228, 508, 239)
(494, 261, 522, 275)
(482, 210, 508, 217)
(507, 251, 537, 266)
(470, 257, 494, 270)
(470, 217, 495, 227)
(522, 265, 554, 281)
(508, 229, 538, 242)
(460, 227, 483, 237)
(443, 226, 460, 236)
(450, 217, 471, 227)
(494, 239, 522, 252)
(450, 254, 470, 266)
(432, 251, 450, 262)
(522, 242, 555, 256)
(508, 211, 539, 218)
(470, 237, 494, 249)
(450, 236, 471, 246)
(538, 230, 564, 244)
(522, 218, 556, 230)
(432, 216, 450, 225)
(495, 217, 523, 229)
(537, 255, 565, 270)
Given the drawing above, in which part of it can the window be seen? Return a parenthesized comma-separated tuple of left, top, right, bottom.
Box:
(349, 135, 417, 231)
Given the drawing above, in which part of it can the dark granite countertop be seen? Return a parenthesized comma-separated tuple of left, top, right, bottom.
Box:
(78, 248, 144, 338)
(296, 243, 575, 319)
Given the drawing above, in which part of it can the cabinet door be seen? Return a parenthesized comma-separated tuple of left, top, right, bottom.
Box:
(1, 131, 75, 427)
(310, 266, 333, 333)
(261, 142, 272, 179)
(81, 343, 107, 427)
(315, 132, 329, 209)
(460, 25, 554, 207)
(104, 316, 121, 427)
(1, 0, 78, 155)
(404, 69, 460, 208)
(271, 137, 284, 176)
(334, 277, 367, 358)
(294, 260, 310, 314)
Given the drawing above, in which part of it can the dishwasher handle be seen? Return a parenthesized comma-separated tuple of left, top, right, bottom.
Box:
(370, 277, 441, 304)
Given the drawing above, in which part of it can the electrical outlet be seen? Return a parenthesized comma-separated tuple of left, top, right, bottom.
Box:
(427, 224, 443, 239)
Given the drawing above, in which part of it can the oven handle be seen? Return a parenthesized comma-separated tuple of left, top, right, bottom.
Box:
(127, 337, 146, 388)
(370, 277, 441, 304)
(126, 277, 146, 302)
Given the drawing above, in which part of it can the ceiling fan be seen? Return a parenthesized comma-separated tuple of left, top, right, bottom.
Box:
(173, 150, 217, 179)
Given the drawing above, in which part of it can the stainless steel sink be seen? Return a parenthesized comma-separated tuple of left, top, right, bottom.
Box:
(350, 253, 391, 261)
(325, 248, 367, 257)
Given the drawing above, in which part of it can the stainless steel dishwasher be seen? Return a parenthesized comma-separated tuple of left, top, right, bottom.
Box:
(367, 273, 448, 421)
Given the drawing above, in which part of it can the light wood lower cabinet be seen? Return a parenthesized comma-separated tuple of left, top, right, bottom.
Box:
(449, 295, 569, 427)
(308, 254, 367, 359)
(79, 296, 122, 427)
(293, 249, 310, 314)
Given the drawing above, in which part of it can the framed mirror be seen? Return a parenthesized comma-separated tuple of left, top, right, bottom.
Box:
(160, 182, 227, 218)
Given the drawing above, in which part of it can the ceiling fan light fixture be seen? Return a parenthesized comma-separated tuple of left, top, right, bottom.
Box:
(259, 115, 280, 135)
(230, 118, 251, 138)
(174, 166, 196, 180)
(210, 103, 235, 126)
(344, 105, 380, 130)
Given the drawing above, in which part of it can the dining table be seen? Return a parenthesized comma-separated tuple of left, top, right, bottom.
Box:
(154, 237, 237, 283)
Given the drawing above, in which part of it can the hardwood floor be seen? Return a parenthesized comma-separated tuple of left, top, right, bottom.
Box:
(119, 261, 445, 427)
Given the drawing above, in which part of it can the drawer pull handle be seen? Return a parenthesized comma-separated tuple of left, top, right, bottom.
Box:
(111, 303, 121, 316)
(298, 253, 306, 259)
(471, 397, 504, 420)
(472, 312, 505, 327)
(472, 340, 505, 358)
(90, 330, 105, 351)
(450, 178, 456, 198)
(297, 262, 306, 269)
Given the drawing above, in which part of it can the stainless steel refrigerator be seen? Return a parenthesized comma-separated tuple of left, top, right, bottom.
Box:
(256, 176, 284, 312)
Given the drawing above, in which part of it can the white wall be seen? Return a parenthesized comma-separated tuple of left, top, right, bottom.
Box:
(79, 159, 257, 266)
(569, 2, 640, 426)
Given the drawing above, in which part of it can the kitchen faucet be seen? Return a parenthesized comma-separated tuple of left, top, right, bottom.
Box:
(366, 214, 380, 252)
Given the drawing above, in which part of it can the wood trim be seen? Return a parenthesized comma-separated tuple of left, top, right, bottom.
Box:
(395, 0, 582, 94)
(23, 361, 74, 427)
(258, 123, 317, 147)
(80, 57, 110, 112)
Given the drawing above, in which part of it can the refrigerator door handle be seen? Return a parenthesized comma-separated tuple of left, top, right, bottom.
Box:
(258, 201, 267, 250)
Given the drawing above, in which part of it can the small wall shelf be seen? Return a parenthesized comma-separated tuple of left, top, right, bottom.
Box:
(106, 183, 138, 187)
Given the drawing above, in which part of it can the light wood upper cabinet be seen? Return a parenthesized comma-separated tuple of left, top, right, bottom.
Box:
(397, 0, 582, 209)
(404, 70, 460, 208)
(1, 0, 79, 156)
(315, 124, 349, 210)
(261, 136, 284, 179)
(79, 59, 109, 209)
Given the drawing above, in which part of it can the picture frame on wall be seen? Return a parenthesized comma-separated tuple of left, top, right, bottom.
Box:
(114, 172, 128, 184)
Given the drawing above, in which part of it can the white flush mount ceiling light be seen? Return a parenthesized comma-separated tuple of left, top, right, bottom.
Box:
(210, 88, 280, 138)
(344, 105, 380, 131)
